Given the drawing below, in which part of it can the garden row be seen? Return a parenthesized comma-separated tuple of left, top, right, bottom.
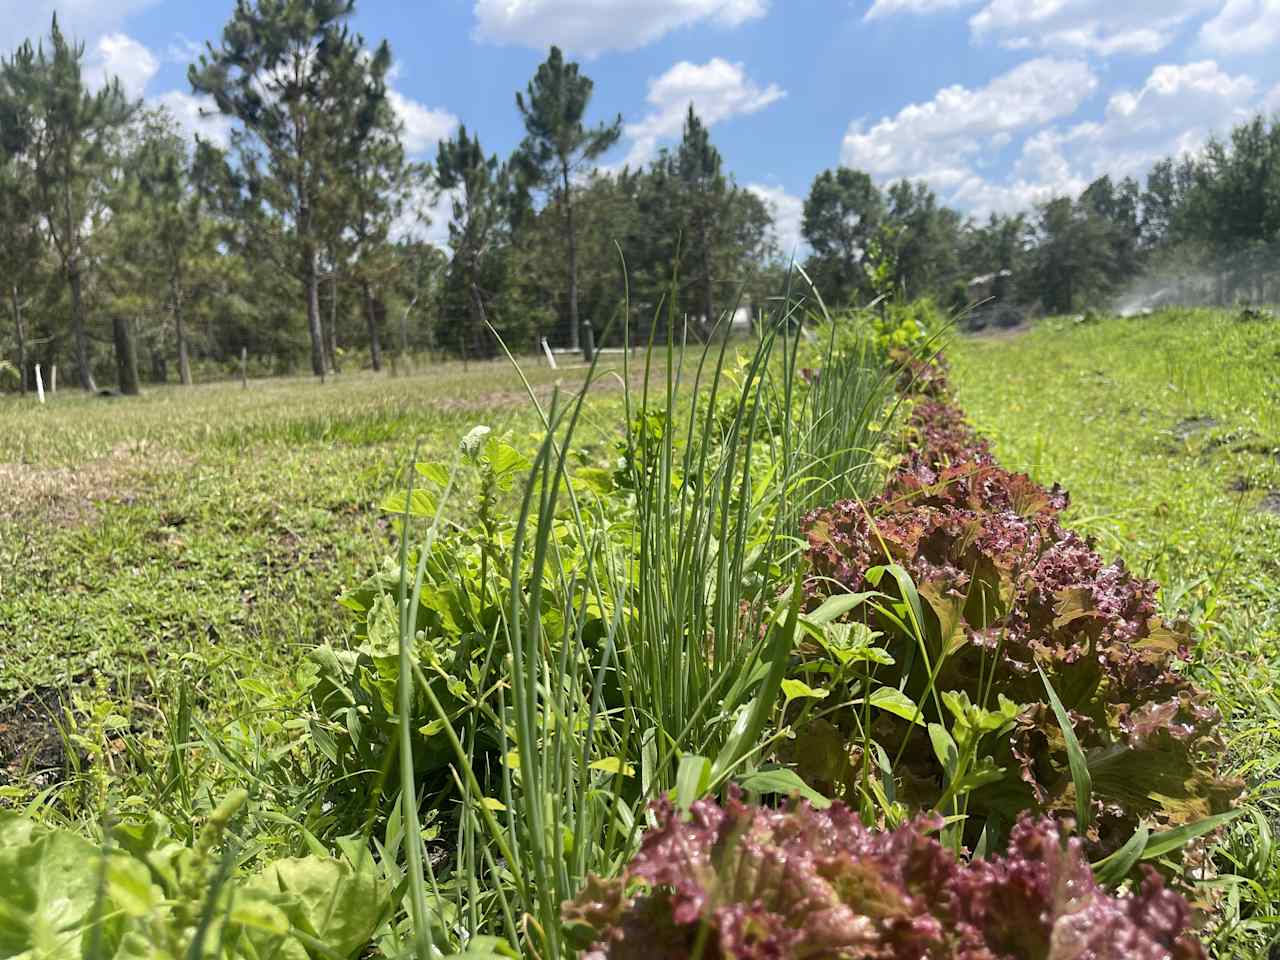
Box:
(0, 307, 1246, 958)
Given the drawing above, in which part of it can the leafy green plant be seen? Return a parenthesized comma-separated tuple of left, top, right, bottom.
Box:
(0, 792, 393, 959)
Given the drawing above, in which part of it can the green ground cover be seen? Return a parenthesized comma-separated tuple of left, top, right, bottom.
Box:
(0, 360, 622, 792)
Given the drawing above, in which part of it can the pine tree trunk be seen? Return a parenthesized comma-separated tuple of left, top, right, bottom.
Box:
(11, 285, 26, 394)
(698, 208, 715, 338)
(113, 315, 141, 396)
(68, 267, 96, 392)
(172, 278, 192, 386)
(562, 165, 580, 351)
(363, 279, 383, 372)
(326, 274, 341, 374)
(299, 202, 325, 381)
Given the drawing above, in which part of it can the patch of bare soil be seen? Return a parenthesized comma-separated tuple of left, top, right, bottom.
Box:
(0, 443, 193, 527)
(1258, 491, 1280, 515)
(0, 687, 67, 790)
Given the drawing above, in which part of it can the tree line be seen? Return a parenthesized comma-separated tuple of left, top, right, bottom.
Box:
(3, 0, 1279, 394)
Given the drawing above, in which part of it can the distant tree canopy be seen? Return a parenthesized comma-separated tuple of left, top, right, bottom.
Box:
(3, 3, 1280, 393)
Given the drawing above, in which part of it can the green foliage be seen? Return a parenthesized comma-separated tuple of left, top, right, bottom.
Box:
(0, 795, 393, 959)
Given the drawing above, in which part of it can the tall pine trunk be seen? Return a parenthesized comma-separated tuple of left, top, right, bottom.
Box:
(172, 277, 192, 386)
(299, 203, 325, 381)
(326, 273, 341, 374)
(113, 315, 140, 396)
(11, 285, 26, 394)
(68, 267, 96, 392)
(698, 207, 714, 339)
(363, 279, 383, 371)
(562, 166, 580, 350)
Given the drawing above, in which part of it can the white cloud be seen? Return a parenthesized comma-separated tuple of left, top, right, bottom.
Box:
(885, 59, 1261, 218)
(864, 0, 976, 20)
(840, 58, 1098, 180)
(392, 182, 455, 249)
(621, 57, 784, 167)
(86, 32, 157, 98)
(864, 0, 1217, 55)
(387, 90, 458, 156)
(153, 90, 232, 147)
(970, 0, 1218, 55)
(746, 183, 804, 255)
(473, 0, 767, 57)
(166, 35, 206, 66)
(1200, 0, 1280, 54)
(0, 0, 160, 57)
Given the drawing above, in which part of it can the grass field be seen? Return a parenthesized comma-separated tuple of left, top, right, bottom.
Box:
(951, 308, 1280, 952)
(0, 358, 625, 794)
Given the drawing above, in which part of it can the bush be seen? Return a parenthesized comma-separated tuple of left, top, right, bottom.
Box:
(564, 793, 1207, 959)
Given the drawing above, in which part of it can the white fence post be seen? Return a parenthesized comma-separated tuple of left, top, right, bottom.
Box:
(34, 363, 45, 404)
(540, 337, 558, 370)
(50, 364, 57, 394)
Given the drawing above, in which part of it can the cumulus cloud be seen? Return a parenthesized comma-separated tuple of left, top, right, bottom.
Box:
(840, 58, 1098, 181)
(86, 32, 158, 97)
(621, 57, 784, 167)
(473, 0, 767, 57)
(1200, 0, 1280, 54)
(866, 59, 1261, 218)
(865, 0, 1217, 56)
(387, 90, 458, 156)
(864, 0, 976, 20)
(746, 183, 805, 255)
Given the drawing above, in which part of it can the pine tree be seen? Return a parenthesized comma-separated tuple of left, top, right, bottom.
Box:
(514, 46, 621, 350)
(190, 0, 394, 379)
(435, 126, 508, 360)
(0, 15, 136, 392)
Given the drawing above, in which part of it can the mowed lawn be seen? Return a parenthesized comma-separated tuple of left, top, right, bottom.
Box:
(950, 309, 1280, 896)
(0, 357, 626, 791)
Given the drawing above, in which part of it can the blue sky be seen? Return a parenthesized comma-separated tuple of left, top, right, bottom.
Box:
(4, 0, 1279, 251)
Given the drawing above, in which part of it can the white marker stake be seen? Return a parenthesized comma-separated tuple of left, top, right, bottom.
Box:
(541, 337, 558, 370)
(35, 363, 45, 404)
(50, 364, 56, 394)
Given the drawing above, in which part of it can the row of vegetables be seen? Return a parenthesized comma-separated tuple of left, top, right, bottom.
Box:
(563, 352, 1236, 958)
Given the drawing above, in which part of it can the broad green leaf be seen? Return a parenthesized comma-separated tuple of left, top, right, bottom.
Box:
(106, 855, 161, 918)
(415, 461, 451, 486)
(737, 768, 831, 809)
(247, 855, 390, 957)
(781, 678, 829, 703)
(804, 592, 875, 626)
(589, 757, 636, 778)
(867, 686, 926, 726)
(379, 488, 436, 518)
(928, 723, 959, 780)
(0, 827, 103, 958)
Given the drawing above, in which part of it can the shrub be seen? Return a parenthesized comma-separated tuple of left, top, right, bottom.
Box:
(563, 793, 1207, 959)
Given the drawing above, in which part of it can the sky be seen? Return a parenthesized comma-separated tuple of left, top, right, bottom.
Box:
(3, 0, 1280, 253)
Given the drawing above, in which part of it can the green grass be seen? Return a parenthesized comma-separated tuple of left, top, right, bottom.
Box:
(0, 359, 626, 794)
(950, 308, 1280, 955)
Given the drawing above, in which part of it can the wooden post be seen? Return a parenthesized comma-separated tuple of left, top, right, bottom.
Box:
(240, 347, 248, 390)
(50, 365, 57, 394)
(582, 321, 596, 364)
(34, 363, 45, 404)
